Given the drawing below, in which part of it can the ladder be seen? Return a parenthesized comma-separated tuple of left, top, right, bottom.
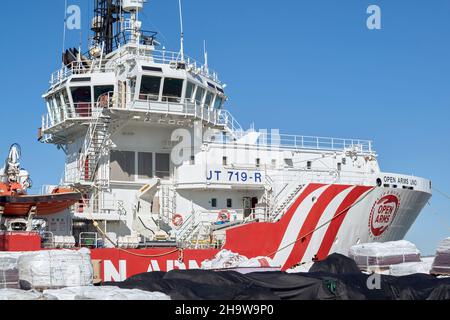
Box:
(271, 183, 305, 221)
(80, 110, 111, 183)
(160, 184, 177, 224)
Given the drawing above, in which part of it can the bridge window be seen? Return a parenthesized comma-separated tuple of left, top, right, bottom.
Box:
(204, 91, 214, 108)
(155, 153, 170, 179)
(140, 76, 161, 101)
(110, 151, 135, 182)
(94, 85, 114, 104)
(162, 78, 184, 103)
(211, 198, 218, 208)
(195, 87, 205, 104)
(227, 199, 233, 208)
(185, 82, 196, 101)
(213, 96, 223, 109)
(70, 86, 92, 117)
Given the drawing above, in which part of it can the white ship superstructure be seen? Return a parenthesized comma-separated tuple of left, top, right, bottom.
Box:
(37, 0, 431, 271)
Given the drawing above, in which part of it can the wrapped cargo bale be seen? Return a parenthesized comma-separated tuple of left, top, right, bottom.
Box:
(389, 261, 432, 276)
(431, 238, 450, 276)
(18, 249, 93, 290)
(0, 252, 24, 289)
(349, 240, 421, 272)
(0, 289, 45, 300)
(43, 286, 171, 300)
(201, 250, 278, 270)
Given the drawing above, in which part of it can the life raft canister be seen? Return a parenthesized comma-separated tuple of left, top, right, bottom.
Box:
(172, 214, 184, 227)
(218, 210, 231, 223)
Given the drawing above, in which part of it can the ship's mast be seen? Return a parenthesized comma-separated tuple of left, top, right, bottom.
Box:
(91, 0, 145, 56)
(91, 0, 122, 55)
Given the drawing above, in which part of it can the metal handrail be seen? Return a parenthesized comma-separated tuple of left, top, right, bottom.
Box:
(79, 232, 99, 248)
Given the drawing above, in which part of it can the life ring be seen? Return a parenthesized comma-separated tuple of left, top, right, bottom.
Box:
(172, 214, 184, 228)
(218, 210, 231, 223)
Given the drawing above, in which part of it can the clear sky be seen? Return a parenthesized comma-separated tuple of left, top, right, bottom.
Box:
(0, 0, 449, 255)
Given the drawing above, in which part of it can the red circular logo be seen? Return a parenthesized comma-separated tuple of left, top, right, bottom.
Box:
(369, 193, 400, 237)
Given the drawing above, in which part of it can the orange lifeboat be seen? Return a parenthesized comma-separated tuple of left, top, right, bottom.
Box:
(0, 184, 81, 217)
(0, 144, 81, 217)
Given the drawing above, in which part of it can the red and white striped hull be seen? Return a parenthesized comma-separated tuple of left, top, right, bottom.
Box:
(91, 183, 431, 281)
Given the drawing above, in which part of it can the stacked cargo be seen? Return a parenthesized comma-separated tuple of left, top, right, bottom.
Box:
(0, 253, 21, 289)
(349, 240, 421, 273)
(17, 249, 94, 290)
(430, 238, 450, 276)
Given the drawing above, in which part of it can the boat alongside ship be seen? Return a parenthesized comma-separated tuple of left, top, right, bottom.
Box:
(0, 0, 433, 282)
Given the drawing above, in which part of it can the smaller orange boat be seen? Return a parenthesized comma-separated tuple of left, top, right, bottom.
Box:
(0, 144, 80, 218)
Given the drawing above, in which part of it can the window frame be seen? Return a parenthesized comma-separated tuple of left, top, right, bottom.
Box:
(139, 75, 162, 101)
(162, 77, 184, 103)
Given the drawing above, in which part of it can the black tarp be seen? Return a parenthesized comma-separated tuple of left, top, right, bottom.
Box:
(103, 254, 450, 300)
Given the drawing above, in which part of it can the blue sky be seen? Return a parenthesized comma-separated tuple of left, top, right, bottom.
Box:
(0, 0, 449, 254)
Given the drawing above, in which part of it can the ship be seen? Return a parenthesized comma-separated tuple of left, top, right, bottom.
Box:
(0, 0, 432, 282)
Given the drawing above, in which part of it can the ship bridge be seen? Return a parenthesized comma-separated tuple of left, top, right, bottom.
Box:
(40, 42, 238, 145)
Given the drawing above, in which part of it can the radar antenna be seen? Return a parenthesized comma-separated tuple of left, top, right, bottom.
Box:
(91, 0, 122, 55)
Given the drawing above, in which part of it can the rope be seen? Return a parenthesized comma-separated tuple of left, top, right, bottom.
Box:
(426, 201, 450, 231)
(433, 187, 450, 201)
(72, 187, 181, 259)
(266, 187, 377, 260)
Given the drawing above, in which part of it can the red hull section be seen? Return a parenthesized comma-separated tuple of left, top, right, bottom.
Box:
(90, 248, 219, 281)
(0, 192, 80, 217)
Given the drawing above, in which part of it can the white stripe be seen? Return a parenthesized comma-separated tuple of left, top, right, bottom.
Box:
(272, 185, 330, 266)
(301, 186, 354, 263)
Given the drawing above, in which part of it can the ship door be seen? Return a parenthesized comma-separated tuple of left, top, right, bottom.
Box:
(251, 197, 258, 211)
(243, 197, 252, 218)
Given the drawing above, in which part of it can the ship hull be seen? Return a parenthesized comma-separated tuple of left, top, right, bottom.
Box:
(90, 183, 431, 281)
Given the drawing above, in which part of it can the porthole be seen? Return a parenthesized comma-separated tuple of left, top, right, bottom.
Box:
(376, 178, 382, 187)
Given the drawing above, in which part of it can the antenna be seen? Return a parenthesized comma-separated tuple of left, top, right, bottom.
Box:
(61, 0, 68, 66)
(178, 0, 185, 61)
(204, 40, 209, 73)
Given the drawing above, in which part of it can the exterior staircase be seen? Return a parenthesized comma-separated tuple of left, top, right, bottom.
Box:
(160, 184, 177, 225)
(79, 108, 111, 184)
(271, 183, 304, 221)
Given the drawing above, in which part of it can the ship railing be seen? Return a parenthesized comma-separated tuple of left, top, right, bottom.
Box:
(268, 169, 374, 187)
(211, 131, 373, 154)
(49, 59, 115, 86)
(131, 47, 220, 83)
(72, 199, 126, 217)
(41, 231, 54, 248)
(79, 232, 100, 248)
(121, 92, 223, 126)
(42, 103, 107, 131)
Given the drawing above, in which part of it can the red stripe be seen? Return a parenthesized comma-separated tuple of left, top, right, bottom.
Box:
(278, 183, 327, 227)
(283, 185, 352, 269)
(223, 183, 326, 259)
(315, 186, 373, 260)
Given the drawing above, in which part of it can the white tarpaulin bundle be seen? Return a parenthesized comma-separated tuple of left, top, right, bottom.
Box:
(431, 238, 450, 275)
(389, 260, 433, 277)
(349, 240, 421, 271)
(0, 289, 46, 300)
(18, 249, 93, 290)
(43, 286, 171, 300)
(0, 252, 23, 289)
(201, 250, 277, 270)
